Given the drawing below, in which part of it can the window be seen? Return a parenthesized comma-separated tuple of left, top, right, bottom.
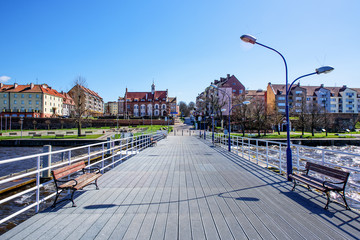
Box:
(4, 100, 7, 104)
(29, 100, 32, 105)
(331, 98, 336, 102)
(36, 94, 39, 98)
(21, 94, 24, 98)
(239, 90, 243, 94)
(278, 103, 285, 106)
(29, 94, 32, 98)
(14, 94, 17, 98)
(306, 97, 311, 101)
(232, 89, 236, 93)
(14, 100, 17, 104)
(36, 101, 39, 105)
(278, 97, 285, 100)
(331, 104, 336, 108)
(21, 100, 24, 104)
(295, 91, 302, 94)
(4, 94, 7, 98)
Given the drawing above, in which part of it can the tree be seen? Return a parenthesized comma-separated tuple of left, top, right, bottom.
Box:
(32, 120, 37, 130)
(306, 101, 322, 136)
(45, 120, 51, 130)
(232, 96, 250, 137)
(292, 95, 308, 136)
(68, 76, 88, 136)
(179, 101, 190, 117)
(269, 105, 284, 135)
(248, 98, 266, 137)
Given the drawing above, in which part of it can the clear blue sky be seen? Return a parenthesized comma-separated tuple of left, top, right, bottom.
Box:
(1, 0, 359, 104)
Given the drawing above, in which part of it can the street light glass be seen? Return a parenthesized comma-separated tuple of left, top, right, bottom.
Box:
(240, 34, 257, 44)
(316, 66, 334, 74)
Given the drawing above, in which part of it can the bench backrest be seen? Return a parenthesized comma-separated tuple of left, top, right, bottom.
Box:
(306, 162, 349, 181)
(52, 161, 86, 180)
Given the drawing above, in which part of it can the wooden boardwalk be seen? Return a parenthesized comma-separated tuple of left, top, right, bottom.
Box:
(2, 136, 360, 239)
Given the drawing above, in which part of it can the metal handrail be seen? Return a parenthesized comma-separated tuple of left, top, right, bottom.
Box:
(0, 130, 167, 225)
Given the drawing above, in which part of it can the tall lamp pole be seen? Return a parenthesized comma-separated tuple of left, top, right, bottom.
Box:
(241, 34, 334, 180)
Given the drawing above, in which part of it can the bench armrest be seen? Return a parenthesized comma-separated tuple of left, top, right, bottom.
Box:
(323, 180, 346, 187)
(84, 167, 100, 174)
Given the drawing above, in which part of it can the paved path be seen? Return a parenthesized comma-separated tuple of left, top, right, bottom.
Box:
(2, 136, 360, 239)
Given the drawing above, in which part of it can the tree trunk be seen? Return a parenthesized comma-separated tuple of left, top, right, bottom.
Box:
(78, 121, 82, 136)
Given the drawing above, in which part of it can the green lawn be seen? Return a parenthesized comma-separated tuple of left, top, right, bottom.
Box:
(0, 134, 103, 140)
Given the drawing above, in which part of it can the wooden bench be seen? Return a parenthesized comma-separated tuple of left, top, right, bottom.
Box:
(9, 132, 17, 136)
(55, 134, 64, 138)
(48, 131, 55, 135)
(289, 162, 350, 210)
(33, 134, 42, 137)
(85, 131, 92, 134)
(51, 161, 102, 207)
(66, 131, 74, 135)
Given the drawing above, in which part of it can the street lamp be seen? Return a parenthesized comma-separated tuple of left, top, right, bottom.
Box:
(210, 84, 250, 152)
(241, 33, 334, 180)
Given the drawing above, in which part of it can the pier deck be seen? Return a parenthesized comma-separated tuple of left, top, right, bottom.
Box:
(2, 136, 360, 239)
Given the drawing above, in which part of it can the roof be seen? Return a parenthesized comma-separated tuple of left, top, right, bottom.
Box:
(60, 91, 75, 105)
(79, 85, 103, 99)
(126, 91, 167, 101)
(0, 83, 63, 98)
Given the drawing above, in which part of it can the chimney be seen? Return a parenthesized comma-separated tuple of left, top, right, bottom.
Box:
(14, 83, 18, 88)
(343, 85, 347, 88)
(214, 80, 219, 84)
(30, 83, 34, 89)
(0, 83, 3, 88)
(320, 84, 324, 88)
(227, 74, 230, 78)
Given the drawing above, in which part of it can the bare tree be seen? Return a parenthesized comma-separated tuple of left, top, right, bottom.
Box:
(45, 120, 51, 130)
(292, 95, 308, 136)
(232, 96, 250, 137)
(68, 76, 88, 136)
(248, 98, 266, 137)
(306, 101, 322, 136)
(269, 104, 284, 135)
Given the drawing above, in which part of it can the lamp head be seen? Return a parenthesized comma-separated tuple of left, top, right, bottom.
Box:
(316, 66, 334, 74)
(242, 101, 251, 105)
(240, 34, 257, 44)
(210, 84, 218, 89)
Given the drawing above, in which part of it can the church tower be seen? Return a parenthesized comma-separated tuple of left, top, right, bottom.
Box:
(151, 81, 155, 95)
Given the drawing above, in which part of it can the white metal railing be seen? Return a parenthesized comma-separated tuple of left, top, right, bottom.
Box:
(0, 130, 167, 225)
(202, 131, 360, 208)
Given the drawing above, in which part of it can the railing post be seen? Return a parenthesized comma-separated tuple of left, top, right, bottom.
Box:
(279, 144, 282, 174)
(248, 138, 251, 161)
(242, 137, 244, 157)
(236, 136, 239, 155)
(107, 137, 111, 155)
(42, 145, 51, 178)
(112, 139, 115, 168)
(296, 146, 300, 173)
(266, 141, 269, 168)
(256, 139, 259, 164)
(88, 146, 91, 166)
(101, 143, 105, 173)
(36, 156, 40, 213)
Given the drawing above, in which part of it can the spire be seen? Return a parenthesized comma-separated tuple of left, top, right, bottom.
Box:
(151, 80, 155, 95)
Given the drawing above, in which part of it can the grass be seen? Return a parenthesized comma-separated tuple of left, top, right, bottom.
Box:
(0, 134, 103, 140)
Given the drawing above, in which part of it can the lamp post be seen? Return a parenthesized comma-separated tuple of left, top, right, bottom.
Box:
(240, 34, 334, 180)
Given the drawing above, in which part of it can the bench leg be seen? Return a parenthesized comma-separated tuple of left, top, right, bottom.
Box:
(339, 191, 351, 210)
(70, 189, 77, 207)
(324, 191, 331, 210)
(95, 178, 100, 190)
(291, 180, 297, 191)
(51, 192, 61, 208)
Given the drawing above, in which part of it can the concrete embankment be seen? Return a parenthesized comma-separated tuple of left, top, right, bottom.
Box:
(0, 139, 107, 147)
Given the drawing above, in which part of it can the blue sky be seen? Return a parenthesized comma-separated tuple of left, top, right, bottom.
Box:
(1, 0, 359, 104)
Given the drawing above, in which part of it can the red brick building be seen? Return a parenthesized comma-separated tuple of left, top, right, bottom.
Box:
(123, 83, 172, 117)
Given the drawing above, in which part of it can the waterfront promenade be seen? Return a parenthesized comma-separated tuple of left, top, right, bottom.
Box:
(2, 136, 360, 239)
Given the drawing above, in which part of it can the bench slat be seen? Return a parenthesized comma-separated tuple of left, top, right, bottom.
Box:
(52, 161, 85, 179)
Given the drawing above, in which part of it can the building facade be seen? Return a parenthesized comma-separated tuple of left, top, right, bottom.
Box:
(123, 83, 173, 118)
(104, 101, 119, 116)
(0, 83, 63, 118)
(68, 85, 104, 117)
(60, 91, 75, 117)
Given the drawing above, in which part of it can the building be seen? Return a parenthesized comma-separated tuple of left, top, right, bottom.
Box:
(196, 74, 246, 116)
(267, 82, 360, 114)
(168, 97, 178, 116)
(104, 101, 119, 116)
(60, 91, 75, 117)
(0, 83, 63, 118)
(123, 82, 173, 117)
(68, 84, 104, 117)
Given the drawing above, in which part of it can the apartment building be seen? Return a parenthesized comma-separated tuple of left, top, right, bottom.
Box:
(0, 83, 63, 118)
(196, 74, 246, 116)
(68, 84, 104, 117)
(104, 101, 119, 116)
(60, 91, 75, 117)
(267, 83, 360, 114)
